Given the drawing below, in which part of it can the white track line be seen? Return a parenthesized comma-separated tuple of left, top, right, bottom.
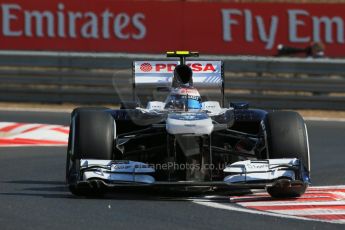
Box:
(271, 209, 345, 215)
(309, 185, 345, 189)
(238, 201, 345, 207)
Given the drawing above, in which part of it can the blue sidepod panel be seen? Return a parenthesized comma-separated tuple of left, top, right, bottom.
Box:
(234, 109, 267, 122)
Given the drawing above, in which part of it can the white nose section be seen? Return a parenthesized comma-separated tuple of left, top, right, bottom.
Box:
(166, 112, 213, 135)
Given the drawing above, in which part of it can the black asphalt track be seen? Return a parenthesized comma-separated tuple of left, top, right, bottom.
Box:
(0, 111, 343, 230)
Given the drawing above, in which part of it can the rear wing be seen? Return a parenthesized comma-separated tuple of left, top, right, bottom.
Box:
(132, 60, 224, 106)
(133, 60, 223, 88)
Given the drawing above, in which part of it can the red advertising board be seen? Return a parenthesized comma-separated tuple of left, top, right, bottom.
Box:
(0, 0, 345, 56)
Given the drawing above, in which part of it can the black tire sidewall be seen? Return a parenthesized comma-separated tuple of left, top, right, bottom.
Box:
(266, 111, 309, 171)
(73, 109, 115, 160)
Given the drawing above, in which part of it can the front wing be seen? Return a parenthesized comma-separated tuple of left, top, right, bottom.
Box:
(72, 158, 310, 191)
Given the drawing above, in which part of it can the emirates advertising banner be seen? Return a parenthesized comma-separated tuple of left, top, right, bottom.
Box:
(0, 0, 345, 56)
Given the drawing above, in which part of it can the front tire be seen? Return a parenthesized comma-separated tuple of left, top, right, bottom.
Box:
(66, 108, 115, 196)
(265, 111, 310, 198)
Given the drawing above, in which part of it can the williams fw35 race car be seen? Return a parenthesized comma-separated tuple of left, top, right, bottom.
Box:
(66, 51, 311, 197)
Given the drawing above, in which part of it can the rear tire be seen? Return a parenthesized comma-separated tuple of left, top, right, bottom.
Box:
(265, 111, 310, 198)
(66, 108, 115, 196)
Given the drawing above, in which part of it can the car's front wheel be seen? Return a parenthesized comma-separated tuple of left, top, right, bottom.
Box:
(265, 111, 310, 198)
(66, 108, 115, 196)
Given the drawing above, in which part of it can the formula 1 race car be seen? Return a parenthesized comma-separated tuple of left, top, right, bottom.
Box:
(66, 51, 311, 198)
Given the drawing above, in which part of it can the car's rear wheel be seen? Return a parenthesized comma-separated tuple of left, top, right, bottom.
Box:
(265, 111, 310, 198)
(66, 108, 115, 196)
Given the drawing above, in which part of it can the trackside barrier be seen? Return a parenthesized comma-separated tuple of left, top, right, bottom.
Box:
(0, 51, 345, 110)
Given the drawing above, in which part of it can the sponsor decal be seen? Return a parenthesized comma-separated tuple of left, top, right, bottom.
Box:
(134, 61, 221, 74)
(155, 63, 216, 72)
(245, 163, 269, 169)
(112, 164, 131, 170)
(173, 87, 200, 96)
(140, 63, 152, 72)
(0, 2, 146, 40)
